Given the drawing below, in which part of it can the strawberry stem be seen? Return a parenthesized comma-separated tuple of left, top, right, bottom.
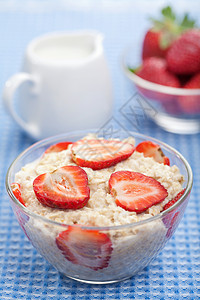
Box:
(149, 5, 197, 49)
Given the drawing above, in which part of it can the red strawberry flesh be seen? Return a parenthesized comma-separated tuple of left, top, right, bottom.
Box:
(162, 189, 186, 239)
(56, 226, 112, 270)
(109, 171, 168, 213)
(11, 183, 26, 206)
(71, 139, 135, 170)
(45, 142, 73, 154)
(136, 141, 170, 165)
(163, 189, 185, 211)
(33, 166, 90, 209)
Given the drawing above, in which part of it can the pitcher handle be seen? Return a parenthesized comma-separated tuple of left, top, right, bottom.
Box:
(2, 73, 39, 138)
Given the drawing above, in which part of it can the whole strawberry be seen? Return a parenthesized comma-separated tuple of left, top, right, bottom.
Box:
(178, 72, 200, 113)
(167, 29, 200, 75)
(136, 57, 180, 88)
(142, 30, 168, 60)
(142, 6, 196, 60)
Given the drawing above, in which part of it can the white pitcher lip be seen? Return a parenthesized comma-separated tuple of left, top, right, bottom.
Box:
(26, 30, 104, 66)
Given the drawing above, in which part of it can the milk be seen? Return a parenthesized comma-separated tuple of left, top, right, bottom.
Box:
(34, 39, 93, 61)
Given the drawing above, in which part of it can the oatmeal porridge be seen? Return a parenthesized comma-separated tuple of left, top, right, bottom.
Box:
(11, 134, 185, 281)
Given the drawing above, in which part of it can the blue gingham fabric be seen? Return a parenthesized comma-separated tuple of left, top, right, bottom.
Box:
(0, 1, 200, 299)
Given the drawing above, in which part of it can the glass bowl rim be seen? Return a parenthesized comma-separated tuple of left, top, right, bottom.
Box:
(6, 129, 193, 231)
(121, 44, 200, 96)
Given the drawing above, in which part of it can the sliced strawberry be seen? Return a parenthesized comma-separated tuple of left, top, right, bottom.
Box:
(71, 139, 135, 170)
(11, 183, 26, 206)
(109, 171, 168, 213)
(33, 166, 90, 209)
(45, 142, 73, 154)
(163, 189, 185, 211)
(11, 184, 29, 236)
(165, 212, 180, 239)
(162, 189, 185, 239)
(56, 226, 112, 270)
(136, 141, 170, 166)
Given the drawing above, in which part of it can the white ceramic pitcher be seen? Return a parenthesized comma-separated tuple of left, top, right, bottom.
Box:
(3, 31, 113, 139)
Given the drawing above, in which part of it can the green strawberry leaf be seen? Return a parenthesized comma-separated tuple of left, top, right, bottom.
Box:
(149, 5, 198, 50)
(161, 6, 176, 21)
(128, 66, 140, 73)
(180, 13, 196, 30)
(150, 18, 165, 31)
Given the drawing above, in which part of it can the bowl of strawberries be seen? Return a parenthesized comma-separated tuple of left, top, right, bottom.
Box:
(122, 6, 200, 134)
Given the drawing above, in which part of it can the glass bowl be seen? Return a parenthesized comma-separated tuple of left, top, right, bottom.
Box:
(122, 44, 200, 134)
(5, 129, 193, 284)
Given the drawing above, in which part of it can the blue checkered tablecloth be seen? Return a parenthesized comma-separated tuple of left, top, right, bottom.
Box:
(0, 1, 199, 299)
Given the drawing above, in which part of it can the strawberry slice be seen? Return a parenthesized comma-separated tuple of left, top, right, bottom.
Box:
(11, 183, 26, 206)
(33, 166, 90, 209)
(136, 141, 170, 166)
(109, 171, 168, 213)
(11, 183, 29, 236)
(163, 189, 185, 211)
(71, 139, 135, 170)
(164, 211, 180, 239)
(162, 189, 185, 238)
(56, 226, 112, 270)
(45, 142, 73, 154)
